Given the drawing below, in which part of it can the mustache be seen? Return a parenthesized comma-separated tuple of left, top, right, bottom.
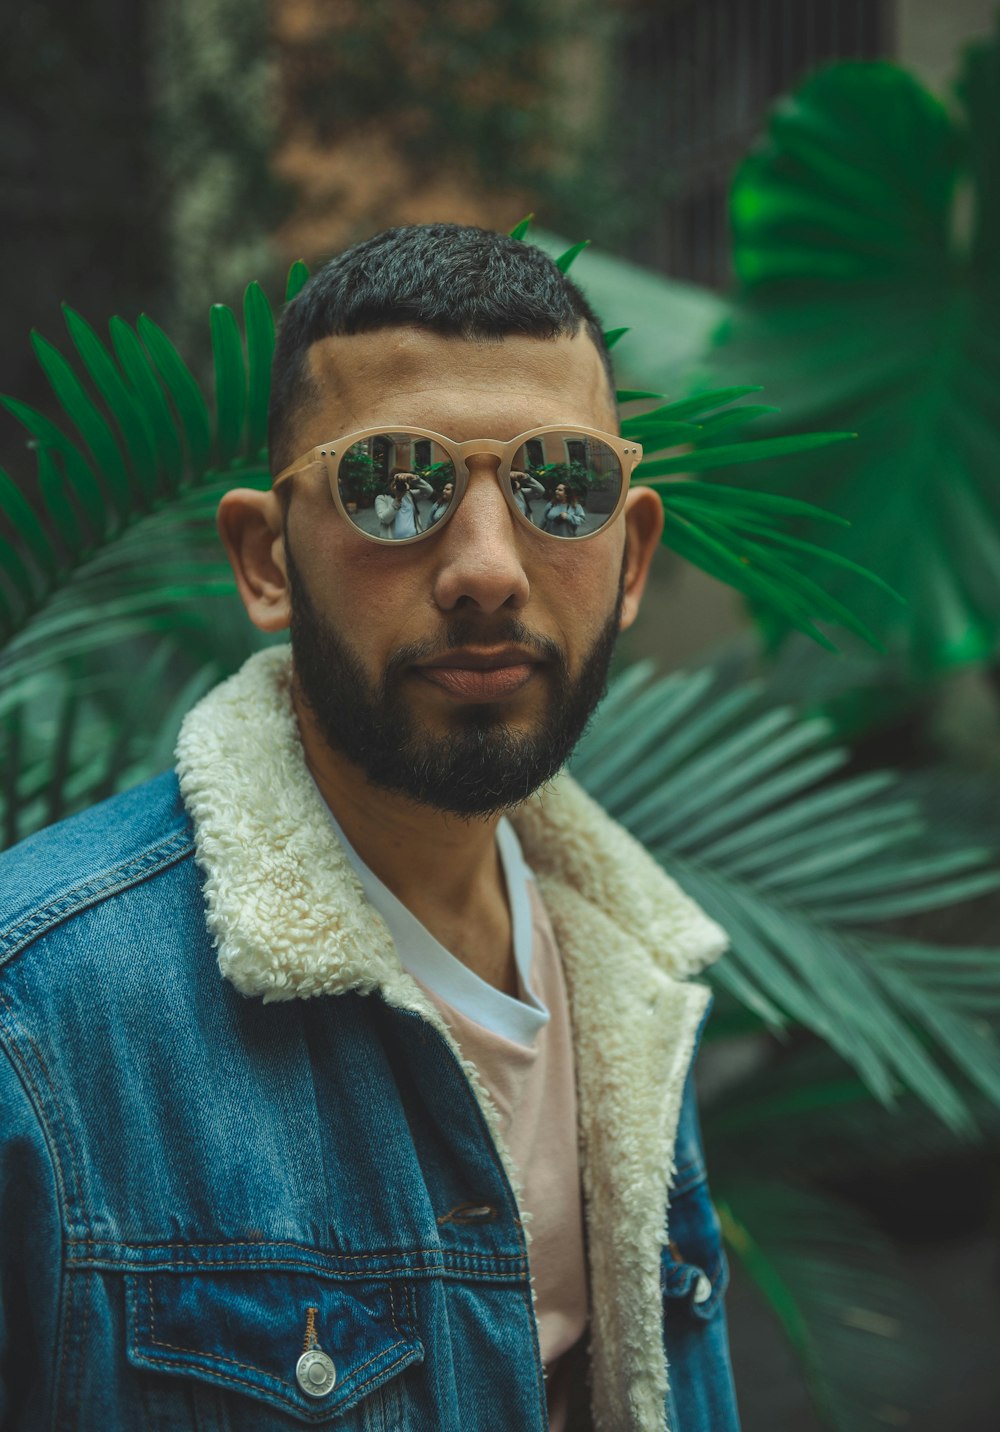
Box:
(384, 618, 563, 683)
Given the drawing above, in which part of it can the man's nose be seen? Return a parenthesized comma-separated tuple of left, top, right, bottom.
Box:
(430, 461, 530, 614)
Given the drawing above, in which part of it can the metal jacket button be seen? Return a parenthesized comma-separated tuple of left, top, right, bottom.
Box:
(296, 1348, 337, 1397)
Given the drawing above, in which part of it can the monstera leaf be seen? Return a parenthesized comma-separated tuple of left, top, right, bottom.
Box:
(705, 28, 1000, 673)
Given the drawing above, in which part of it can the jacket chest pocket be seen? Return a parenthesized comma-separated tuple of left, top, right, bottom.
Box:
(125, 1267, 423, 1428)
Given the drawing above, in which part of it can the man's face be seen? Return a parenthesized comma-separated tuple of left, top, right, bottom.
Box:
(280, 325, 631, 818)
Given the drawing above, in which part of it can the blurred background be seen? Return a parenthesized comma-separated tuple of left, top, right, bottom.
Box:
(3, 1, 1000, 1427)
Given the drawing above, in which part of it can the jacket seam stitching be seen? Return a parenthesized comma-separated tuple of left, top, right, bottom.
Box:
(132, 1347, 418, 1417)
(71, 1253, 91, 1431)
(110, 1259, 526, 1280)
(0, 830, 193, 959)
(0, 1012, 69, 1432)
(141, 1275, 413, 1412)
(0, 990, 86, 1224)
(70, 1236, 524, 1260)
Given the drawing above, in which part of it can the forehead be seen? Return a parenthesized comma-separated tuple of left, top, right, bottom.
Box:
(299, 325, 616, 442)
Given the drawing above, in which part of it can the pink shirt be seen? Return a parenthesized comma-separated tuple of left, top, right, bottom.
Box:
(417, 880, 589, 1430)
(320, 800, 590, 1427)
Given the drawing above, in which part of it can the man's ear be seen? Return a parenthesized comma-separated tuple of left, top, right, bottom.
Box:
(216, 488, 291, 633)
(619, 486, 665, 631)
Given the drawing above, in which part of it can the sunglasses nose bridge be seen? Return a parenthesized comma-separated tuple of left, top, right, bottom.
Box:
(460, 447, 506, 480)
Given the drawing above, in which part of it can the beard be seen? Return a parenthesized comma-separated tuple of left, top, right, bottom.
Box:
(286, 540, 626, 819)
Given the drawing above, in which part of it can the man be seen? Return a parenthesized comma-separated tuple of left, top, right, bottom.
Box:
(509, 469, 546, 522)
(0, 224, 739, 1430)
(541, 481, 587, 537)
(375, 469, 436, 538)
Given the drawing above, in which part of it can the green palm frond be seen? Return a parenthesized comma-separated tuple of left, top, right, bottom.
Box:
(543, 223, 896, 650)
(2, 480, 240, 694)
(0, 277, 286, 704)
(706, 1035, 1000, 1186)
(718, 1180, 924, 1431)
(571, 662, 1000, 1132)
(703, 1043, 984, 1428)
(0, 620, 257, 850)
(0, 274, 283, 848)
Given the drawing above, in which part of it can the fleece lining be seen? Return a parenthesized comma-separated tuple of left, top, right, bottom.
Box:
(175, 645, 727, 1431)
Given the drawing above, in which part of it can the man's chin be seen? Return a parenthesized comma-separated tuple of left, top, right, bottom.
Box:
(286, 534, 624, 815)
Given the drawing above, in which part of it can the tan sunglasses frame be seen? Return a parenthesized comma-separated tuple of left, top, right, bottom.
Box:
(271, 425, 644, 546)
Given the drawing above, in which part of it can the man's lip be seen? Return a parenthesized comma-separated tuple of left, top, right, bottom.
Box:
(411, 647, 546, 699)
(415, 663, 538, 700)
(413, 647, 542, 672)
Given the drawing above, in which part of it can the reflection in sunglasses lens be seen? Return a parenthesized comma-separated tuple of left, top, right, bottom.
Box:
(336, 430, 622, 541)
(511, 433, 622, 537)
(337, 434, 457, 542)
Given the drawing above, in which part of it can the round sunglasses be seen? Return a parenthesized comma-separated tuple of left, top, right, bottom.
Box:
(272, 425, 643, 545)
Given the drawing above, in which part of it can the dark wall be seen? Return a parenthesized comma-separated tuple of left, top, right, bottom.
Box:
(0, 0, 164, 475)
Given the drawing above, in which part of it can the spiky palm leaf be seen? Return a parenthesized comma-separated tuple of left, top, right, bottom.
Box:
(718, 1180, 924, 1431)
(570, 660, 1000, 1134)
(0, 279, 280, 700)
(706, 1032, 1000, 1185)
(702, 1034, 997, 1431)
(0, 616, 261, 850)
(0, 278, 284, 840)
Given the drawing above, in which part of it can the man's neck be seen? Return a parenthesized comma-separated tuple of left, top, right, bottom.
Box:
(294, 695, 517, 997)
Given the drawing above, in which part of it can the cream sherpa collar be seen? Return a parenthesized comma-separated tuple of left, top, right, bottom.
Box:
(176, 646, 727, 1432)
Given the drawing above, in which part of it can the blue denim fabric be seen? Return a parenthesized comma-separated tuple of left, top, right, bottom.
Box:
(662, 1040, 741, 1432)
(0, 772, 738, 1431)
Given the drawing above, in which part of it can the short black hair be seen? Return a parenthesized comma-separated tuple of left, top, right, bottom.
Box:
(268, 223, 614, 475)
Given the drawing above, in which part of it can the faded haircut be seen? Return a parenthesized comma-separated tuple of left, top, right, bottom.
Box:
(268, 223, 614, 476)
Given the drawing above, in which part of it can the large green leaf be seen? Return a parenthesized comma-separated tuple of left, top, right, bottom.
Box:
(528, 226, 726, 392)
(705, 35, 1000, 673)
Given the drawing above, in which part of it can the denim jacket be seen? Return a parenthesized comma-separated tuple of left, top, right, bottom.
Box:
(0, 648, 740, 1431)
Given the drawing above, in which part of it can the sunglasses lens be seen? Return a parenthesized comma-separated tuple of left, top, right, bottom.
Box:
(510, 433, 623, 537)
(337, 433, 457, 541)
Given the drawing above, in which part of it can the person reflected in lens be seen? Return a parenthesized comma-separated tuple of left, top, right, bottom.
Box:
(375, 468, 435, 539)
(542, 481, 586, 537)
(510, 469, 546, 522)
(428, 480, 455, 526)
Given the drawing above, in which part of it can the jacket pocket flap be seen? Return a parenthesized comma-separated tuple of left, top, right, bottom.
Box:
(125, 1269, 423, 1422)
(661, 1240, 729, 1321)
(661, 1172, 730, 1322)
